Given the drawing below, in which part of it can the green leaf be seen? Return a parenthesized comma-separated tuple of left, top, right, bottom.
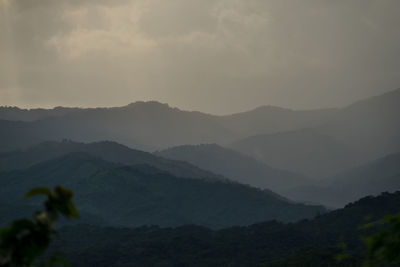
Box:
(24, 187, 51, 199)
(66, 202, 79, 219)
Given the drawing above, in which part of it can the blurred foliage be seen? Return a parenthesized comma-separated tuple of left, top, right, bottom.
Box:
(363, 212, 400, 266)
(334, 239, 352, 263)
(0, 186, 79, 267)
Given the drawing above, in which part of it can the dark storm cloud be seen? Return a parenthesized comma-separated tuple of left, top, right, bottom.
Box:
(1, 0, 400, 113)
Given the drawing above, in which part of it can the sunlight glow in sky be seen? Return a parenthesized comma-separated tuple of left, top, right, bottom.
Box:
(1, 0, 400, 114)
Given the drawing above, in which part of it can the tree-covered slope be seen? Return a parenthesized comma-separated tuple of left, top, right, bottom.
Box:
(49, 192, 400, 267)
(0, 140, 224, 181)
(0, 153, 325, 229)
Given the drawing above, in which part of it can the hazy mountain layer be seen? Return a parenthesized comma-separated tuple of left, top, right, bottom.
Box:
(0, 106, 79, 121)
(0, 88, 399, 178)
(286, 152, 400, 207)
(319, 88, 400, 163)
(229, 89, 400, 177)
(156, 143, 311, 197)
(218, 105, 338, 138)
(0, 152, 325, 228)
(229, 128, 356, 178)
(0, 102, 235, 151)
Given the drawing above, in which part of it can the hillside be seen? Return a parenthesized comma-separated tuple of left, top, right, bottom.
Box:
(0, 140, 224, 181)
(0, 103, 337, 152)
(286, 152, 400, 207)
(15, 101, 235, 151)
(320, 88, 400, 163)
(218, 105, 338, 137)
(0, 88, 399, 177)
(0, 153, 325, 229)
(156, 143, 311, 197)
(48, 192, 400, 266)
(229, 128, 355, 178)
(0, 120, 46, 152)
(228, 88, 400, 177)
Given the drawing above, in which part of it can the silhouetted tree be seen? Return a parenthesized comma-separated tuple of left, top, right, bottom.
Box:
(0, 186, 79, 267)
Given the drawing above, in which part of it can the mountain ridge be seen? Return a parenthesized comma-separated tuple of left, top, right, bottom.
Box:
(0, 140, 227, 182)
(0, 88, 399, 176)
(286, 152, 400, 207)
(0, 152, 326, 228)
(156, 143, 311, 197)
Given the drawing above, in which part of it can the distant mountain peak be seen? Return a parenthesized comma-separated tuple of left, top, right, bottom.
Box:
(125, 101, 173, 110)
(253, 105, 292, 112)
(345, 87, 400, 109)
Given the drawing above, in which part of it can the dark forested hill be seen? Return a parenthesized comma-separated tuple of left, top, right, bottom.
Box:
(156, 143, 311, 197)
(49, 191, 400, 267)
(0, 140, 225, 181)
(0, 152, 325, 229)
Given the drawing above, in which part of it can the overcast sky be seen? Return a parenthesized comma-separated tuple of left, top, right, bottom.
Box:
(1, 0, 400, 114)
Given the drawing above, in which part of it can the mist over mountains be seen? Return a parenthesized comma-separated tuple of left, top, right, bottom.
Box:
(1, 88, 399, 208)
(2, 1, 400, 264)
(0, 88, 399, 266)
(287, 152, 400, 207)
(156, 143, 311, 196)
(1, 88, 399, 178)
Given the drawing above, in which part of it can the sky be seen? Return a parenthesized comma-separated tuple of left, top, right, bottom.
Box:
(1, 0, 400, 114)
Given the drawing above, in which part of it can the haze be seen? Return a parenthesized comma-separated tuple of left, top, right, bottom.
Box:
(1, 0, 400, 114)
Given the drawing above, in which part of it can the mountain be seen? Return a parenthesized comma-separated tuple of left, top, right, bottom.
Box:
(218, 105, 338, 138)
(0, 140, 225, 181)
(229, 128, 356, 178)
(0, 152, 325, 229)
(48, 191, 400, 267)
(0, 88, 399, 176)
(28, 101, 235, 151)
(0, 106, 79, 121)
(0, 104, 337, 150)
(156, 143, 311, 197)
(319, 88, 400, 163)
(229, 88, 400, 177)
(0, 102, 234, 152)
(0, 104, 339, 154)
(286, 152, 400, 207)
(0, 120, 47, 152)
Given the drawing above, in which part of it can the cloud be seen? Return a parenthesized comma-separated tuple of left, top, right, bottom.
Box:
(47, 29, 157, 59)
(1, 0, 400, 113)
